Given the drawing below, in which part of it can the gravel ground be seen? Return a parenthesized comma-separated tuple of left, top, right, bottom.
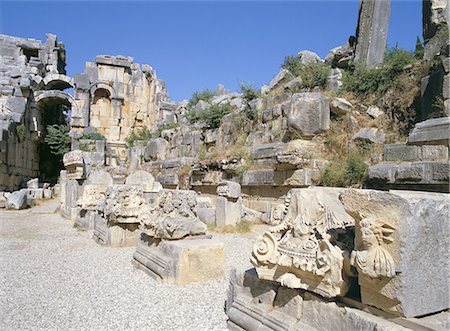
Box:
(0, 200, 268, 330)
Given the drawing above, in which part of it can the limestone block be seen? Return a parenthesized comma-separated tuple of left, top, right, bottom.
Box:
(0, 193, 6, 208)
(354, 0, 390, 68)
(287, 93, 330, 137)
(227, 268, 408, 331)
(63, 150, 85, 180)
(408, 117, 450, 146)
(340, 189, 450, 317)
(242, 170, 275, 186)
(27, 178, 39, 189)
(217, 180, 241, 199)
(251, 142, 285, 160)
(85, 170, 113, 186)
(5, 189, 27, 210)
(384, 144, 448, 162)
(352, 128, 385, 144)
(197, 207, 216, 226)
(132, 234, 224, 285)
(144, 138, 169, 161)
(284, 168, 319, 187)
(284, 76, 303, 91)
(216, 196, 242, 227)
(43, 188, 52, 199)
(251, 187, 354, 298)
(125, 170, 160, 192)
(26, 188, 44, 200)
(297, 50, 322, 65)
(367, 105, 384, 118)
(93, 217, 140, 247)
(330, 97, 352, 115)
(262, 68, 291, 94)
(74, 210, 98, 230)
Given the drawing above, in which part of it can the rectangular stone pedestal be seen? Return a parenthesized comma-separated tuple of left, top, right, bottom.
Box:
(132, 234, 224, 285)
(93, 217, 140, 247)
(74, 209, 98, 229)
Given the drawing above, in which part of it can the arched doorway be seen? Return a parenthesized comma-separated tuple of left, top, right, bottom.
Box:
(34, 90, 76, 184)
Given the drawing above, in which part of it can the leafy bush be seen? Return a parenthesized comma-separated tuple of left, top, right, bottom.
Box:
(319, 150, 367, 187)
(125, 127, 152, 147)
(187, 89, 215, 109)
(281, 55, 330, 89)
(186, 103, 232, 129)
(44, 124, 71, 155)
(343, 46, 416, 96)
(81, 131, 105, 140)
(16, 123, 26, 142)
(239, 82, 260, 122)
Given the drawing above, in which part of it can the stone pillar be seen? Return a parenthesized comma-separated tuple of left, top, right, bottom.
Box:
(354, 0, 390, 68)
(215, 181, 242, 227)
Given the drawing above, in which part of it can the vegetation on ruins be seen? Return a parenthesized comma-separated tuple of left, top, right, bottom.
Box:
(81, 131, 106, 140)
(125, 127, 152, 147)
(187, 89, 215, 109)
(239, 82, 261, 122)
(15, 123, 27, 142)
(44, 124, 71, 155)
(151, 123, 179, 139)
(186, 102, 233, 129)
(319, 150, 368, 187)
(281, 55, 331, 89)
(342, 45, 429, 134)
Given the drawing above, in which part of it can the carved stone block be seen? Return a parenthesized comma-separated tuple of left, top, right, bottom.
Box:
(132, 234, 224, 285)
(340, 189, 450, 317)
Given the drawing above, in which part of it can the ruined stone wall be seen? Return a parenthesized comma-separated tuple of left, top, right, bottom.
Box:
(70, 55, 168, 151)
(0, 34, 68, 190)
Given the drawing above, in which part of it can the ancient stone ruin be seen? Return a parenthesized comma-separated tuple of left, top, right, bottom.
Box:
(1, 1, 449, 330)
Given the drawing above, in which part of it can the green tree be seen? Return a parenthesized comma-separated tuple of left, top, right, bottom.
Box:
(44, 124, 71, 155)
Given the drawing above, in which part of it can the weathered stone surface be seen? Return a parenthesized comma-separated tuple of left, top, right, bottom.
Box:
(261, 69, 291, 94)
(326, 68, 343, 90)
(144, 138, 169, 161)
(5, 189, 27, 210)
(368, 161, 449, 191)
(330, 97, 352, 115)
(251, 187, 354, 298)
(93, 216, 140, 247)
(408, 117, 450, 146)
(217, 180, 241, 199)
(216, 196, 242, 227)
(384, 144, 448, 162)
(132, 234, 224, 285)
(340, 189, 450, 317)
(287, 93, 330, 137)
(85, 170, 113, 186)
(297, 50, 322, 65)
(284, 76, 303, 91)
(227, 268, 409, 331)
(63, 150, 85, 180)
(26, 178, 38, 189)
(352, 127, 385, 144)
(125, 170, 160, 192)
(197, 207, 216, 226)
(367, 105, 384, 118)
(354, 0, 391, 68)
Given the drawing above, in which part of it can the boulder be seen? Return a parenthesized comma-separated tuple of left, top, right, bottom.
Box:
(284, 77, 303, 91)
(367, 105, 384, 118)
(297, 50, 322, 65)
(262, 69, 291, 94)
(287, 93, 330, 137)
(5, 189, 27, 210)
(330, 97, 352, 115)
(352, 128, 385, 144)
(27, 178, 39, 189)
(144, 138, 169, 161)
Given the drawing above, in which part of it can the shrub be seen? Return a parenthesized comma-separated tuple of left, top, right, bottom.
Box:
(81, 131, 105, 140)
(186, 103, 232, 129)
(319, 150, 367, 187)
(125, 127, 152, 147)
(44, 124, 71, 155)
(239, 82, 260, 122)
(281, 55, 331, 89)
(16, 123, 26, 142)
(187, 89, 215, 109)
(343, 46, 416, 96)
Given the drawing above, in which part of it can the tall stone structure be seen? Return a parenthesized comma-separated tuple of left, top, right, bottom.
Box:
(0, 34, 71, 190)
(354, 0, 391, 68)
(421, 0, 449, 119)
(70, 55, 168, 160)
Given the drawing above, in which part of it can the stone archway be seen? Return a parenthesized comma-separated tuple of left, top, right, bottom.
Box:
(34, 90, 76, 183)
(42, 74, 74, 90)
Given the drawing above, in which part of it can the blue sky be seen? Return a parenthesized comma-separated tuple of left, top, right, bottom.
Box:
(1, 1, 422, 101)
